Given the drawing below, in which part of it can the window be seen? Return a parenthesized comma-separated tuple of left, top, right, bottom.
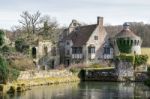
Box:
(72, 47, 82, 54)
(88, 47, 95, 53)
(104, 47, 110, 54)
(94, 36, 98, 40)
(131, 40, 133, 45)
(66, 50, 70, 55)
(66, 41, 70, 45)
(73, 23, 76, 26)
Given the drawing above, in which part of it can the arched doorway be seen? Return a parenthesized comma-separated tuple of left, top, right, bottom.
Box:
(32, 47, 37, 58)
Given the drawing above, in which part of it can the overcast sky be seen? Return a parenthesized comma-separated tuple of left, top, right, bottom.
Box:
(0, 0, 150, 29)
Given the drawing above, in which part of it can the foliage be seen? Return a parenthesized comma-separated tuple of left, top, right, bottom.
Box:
(69, 63, 87, 74)
(0, 56, 9, 83)
(0, 30, 5, 46)
(116, 38, 132, 53)
(70, 67, 81, 74)
(89, 63, 108, 68)
(1, 45, 11, 52)
(8, 57, 35, 71)
(115, 54, 148, 66)
(115, 54, 135, 64)
(134, 55, 148, 66)
(15, 38, 29, 53)
(8, 68, 20, 81)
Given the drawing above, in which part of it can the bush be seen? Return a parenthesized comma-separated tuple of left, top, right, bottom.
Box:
(15, 38, 29, 54)
(69, 63, 86, 73)
(8, 68, 20, 82)
(1, 45, 11, 52)
(135, 55, 148, 66)
(115, 54, 135, 64)
(0, 30, 4, 46)
(0, 56, 9, 84)
(89, 63, 107, 68)
(115, 54, 148, 66)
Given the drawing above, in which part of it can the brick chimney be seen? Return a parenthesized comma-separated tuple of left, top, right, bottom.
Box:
(97, 16, 103, 26)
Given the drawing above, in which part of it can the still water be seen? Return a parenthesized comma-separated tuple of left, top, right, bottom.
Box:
(1, 82, 150, 99)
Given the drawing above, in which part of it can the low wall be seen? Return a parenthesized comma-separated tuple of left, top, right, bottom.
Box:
(16, 70, 80, 87)
(81, 68, 118, 81)
(18, 70, 73, 80)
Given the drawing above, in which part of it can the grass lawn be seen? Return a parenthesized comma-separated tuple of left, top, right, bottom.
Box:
(141, 47, 150, 64)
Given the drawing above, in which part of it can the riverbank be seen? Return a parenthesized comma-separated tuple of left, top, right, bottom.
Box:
(0, 70, 80, 94)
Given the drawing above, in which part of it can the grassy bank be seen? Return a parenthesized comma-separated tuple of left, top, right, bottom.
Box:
(0, 75, 80, 94)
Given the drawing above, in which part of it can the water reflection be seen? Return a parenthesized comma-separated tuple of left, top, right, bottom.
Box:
(1, 82, 150, 99)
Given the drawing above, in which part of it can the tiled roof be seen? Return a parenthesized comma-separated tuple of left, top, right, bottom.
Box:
(66, 24, 97, 47)
(115, 29, 140, 39)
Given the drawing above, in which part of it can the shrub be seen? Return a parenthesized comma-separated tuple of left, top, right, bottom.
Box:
(0, 30, 4, 46)
(115, 54, 135, 64)
(0, 56, 9, 84)
(135, 55, 148, 66)
(1, 45, 11, 52)
(15, 38, 29, 53)
(8, 68, 20, 82)
(89, 63, 107, 68)
(69, 63, 86, 73)
(115, 54, 148, 66)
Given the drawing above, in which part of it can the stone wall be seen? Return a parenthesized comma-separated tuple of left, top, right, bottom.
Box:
(115, 61, 134, 81)
(18, 70, 73, 80)
(82, 69, 118, 81)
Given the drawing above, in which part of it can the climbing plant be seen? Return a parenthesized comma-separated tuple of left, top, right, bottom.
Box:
(0, 56, 9, 84)
(115, 54, 135, 64)
(0, 30, 5, 47)
(115, 54, 148, 66)
(116, 38, 132, 53)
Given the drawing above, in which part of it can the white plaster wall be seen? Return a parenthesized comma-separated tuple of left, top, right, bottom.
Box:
(132, 45, 141, 55)
(86, 26, 107, 62)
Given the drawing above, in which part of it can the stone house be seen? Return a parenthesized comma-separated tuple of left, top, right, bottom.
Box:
(30, 39, 60, 69)
(59, 17, 142, 66)
(59, 17, 114, 66)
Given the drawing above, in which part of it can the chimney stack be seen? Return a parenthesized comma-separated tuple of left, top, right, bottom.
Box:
(97, 16, 103, 26)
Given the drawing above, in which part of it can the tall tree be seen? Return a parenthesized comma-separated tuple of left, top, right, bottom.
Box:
(19, 11, 41, 35)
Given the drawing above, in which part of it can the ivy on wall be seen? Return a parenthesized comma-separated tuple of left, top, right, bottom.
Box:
(115, 54, 148, 66)
(115, 54, 135, 64)
(116, 38, 132, 53)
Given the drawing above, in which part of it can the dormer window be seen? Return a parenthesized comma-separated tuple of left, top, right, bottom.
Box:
(94, 36, 98, 40)
(73, 23, 77, 26)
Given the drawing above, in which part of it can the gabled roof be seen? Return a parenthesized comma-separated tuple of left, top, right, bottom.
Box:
(115, 22, 141, 40)
(115, 29, 141, 40)
(65, 24, 97, 47)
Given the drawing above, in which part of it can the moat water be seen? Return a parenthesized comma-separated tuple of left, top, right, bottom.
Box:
(1, 82, 150, 99)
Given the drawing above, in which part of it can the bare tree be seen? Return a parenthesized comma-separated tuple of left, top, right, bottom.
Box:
(28, 11, 41, 34)
(19, 11, 31, 34)
(39, 15, 58, 41)
(19, 11, 41, 35)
